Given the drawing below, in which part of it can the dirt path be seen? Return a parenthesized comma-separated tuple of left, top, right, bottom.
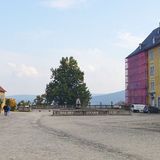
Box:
(0, 111, 160, 160)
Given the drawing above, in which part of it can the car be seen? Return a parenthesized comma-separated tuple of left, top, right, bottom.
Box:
(131, 104, 146, 112)
(143, 106, 159, 113)
(148, 106, 159, 113)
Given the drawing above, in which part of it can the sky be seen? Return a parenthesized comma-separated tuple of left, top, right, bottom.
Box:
(0, 0, 160, 96)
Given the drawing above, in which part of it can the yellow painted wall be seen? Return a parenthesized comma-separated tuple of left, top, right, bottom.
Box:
(148, 45, 160, 107)
(0, 92, 5, 112)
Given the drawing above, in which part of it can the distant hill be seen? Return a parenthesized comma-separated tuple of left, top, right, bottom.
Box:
(7, 90, 125, 105)
(90, 90, 125, 105)
(7, 95, 37, 103)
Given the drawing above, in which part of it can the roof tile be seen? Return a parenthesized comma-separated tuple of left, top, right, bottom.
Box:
(127, 27, 160, 58)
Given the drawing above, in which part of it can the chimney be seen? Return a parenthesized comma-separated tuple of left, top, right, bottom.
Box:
(153, 37, 156, 44)
(139, 43, 142, 50)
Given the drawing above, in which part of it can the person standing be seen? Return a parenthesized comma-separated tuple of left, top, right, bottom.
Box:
(3, 105, 9, 116)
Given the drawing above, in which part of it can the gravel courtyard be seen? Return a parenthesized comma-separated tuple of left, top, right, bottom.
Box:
(0, 111, 160, 160)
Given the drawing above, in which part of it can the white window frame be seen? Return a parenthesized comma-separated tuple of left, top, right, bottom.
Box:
(149, 50, 154, 60)
(151, 81, 155, 92)
(150, 65, 155, 76)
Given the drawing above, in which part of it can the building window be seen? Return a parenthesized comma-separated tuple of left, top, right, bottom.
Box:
(149, 50, 154, 60)
(151, 81, 155, 92)
(150, 66, 155, 76)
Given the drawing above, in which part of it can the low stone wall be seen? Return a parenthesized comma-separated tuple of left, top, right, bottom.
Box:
(52, 109, 131, 116)
(18, 106, 31, 112)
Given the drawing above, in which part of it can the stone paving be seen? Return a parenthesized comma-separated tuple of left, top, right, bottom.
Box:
(0, 111, 160, 160)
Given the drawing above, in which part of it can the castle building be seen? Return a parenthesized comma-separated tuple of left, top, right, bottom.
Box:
(125, 26, 160, 107)
(0, 86, 6, 111)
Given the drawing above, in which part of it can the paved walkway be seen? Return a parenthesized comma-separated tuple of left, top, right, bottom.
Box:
(0, 111, 160, 160)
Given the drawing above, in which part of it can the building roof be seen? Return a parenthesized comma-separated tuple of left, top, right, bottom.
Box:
(127, 27, 160, 58)
(0, 86, 6, 93)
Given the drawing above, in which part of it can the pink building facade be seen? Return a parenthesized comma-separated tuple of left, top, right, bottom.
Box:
(125, 52, 148, 104)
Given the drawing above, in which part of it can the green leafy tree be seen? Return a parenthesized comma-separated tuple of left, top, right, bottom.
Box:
(5, 98, 10, 106)
(5, 98, 17, 111)
(34, 94, 46, 106)
(17, 100, 30, 107)
(46, 57, 91, 107)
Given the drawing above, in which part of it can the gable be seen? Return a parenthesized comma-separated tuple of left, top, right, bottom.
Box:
(0, 86, 6, 93)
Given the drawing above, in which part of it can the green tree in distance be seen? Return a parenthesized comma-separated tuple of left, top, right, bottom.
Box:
(17, 100, 30, 107)
(46, 57, 91, 107)
(34, 94, 46, 106)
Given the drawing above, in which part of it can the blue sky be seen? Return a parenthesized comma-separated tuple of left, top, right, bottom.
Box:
(0, 0, 160, 95)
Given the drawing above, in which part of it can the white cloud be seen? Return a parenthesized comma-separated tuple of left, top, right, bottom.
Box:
(8, 63, 39, 78)
(41, 0, 87, 9)
(0, 50, 48, 95)
(115, 32, 144, 49)
(8, 62, 17, 68)
(17, 64, 39, 77)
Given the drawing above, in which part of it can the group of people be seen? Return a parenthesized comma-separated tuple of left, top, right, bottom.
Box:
(3, 105, 10, 116)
